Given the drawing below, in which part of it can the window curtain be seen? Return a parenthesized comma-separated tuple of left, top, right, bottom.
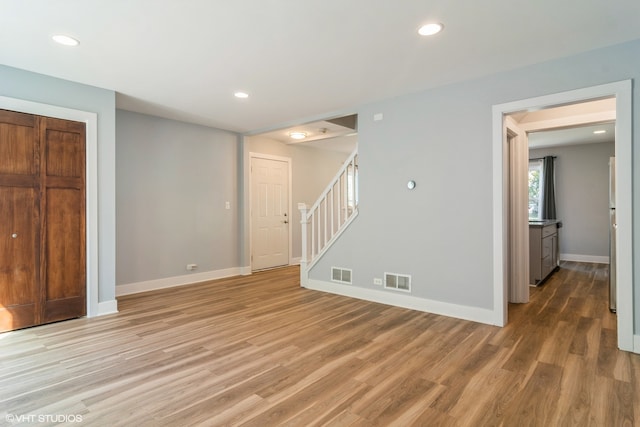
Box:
(542, 156, 556, 219)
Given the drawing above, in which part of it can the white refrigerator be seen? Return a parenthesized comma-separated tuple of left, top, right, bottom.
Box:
(609, 157, 616, 313)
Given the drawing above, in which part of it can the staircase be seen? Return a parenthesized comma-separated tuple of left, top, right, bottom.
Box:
(299, 149, 358, 286)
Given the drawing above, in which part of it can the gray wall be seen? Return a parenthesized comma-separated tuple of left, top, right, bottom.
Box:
(530, 142, 615, 260)
(309, 38, 640, 321)
(4, 38, 639, 329)
(116, 110, 240, 285)
(0, 65, 116, 303)
(246, 136, 352, 260)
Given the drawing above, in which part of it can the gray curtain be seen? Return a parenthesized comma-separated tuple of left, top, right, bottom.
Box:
(542, 156, 556, 219)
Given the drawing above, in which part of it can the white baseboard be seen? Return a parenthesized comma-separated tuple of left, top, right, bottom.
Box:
(633, 335, 640, 354)
(290, 257, 302, 265)
(116, 267, 244, 296)
(305, 279, 495, 326)
(96, 300, 118, 316)
(240, 266, 252, 276)
(560, 253, 609, 264)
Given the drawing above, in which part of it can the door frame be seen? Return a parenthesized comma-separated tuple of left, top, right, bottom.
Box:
(504, 116, 530, 304)
(0, 96, 100, 318)
(249, 152, 293, 271)
(492, 80, 633, 352)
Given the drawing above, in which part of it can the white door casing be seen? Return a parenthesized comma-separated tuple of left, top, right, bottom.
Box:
(505, 116, 530, 304)
(250, 155, 291, 270)
(0, 96, 101, 317)
(492, 80, 633, 352)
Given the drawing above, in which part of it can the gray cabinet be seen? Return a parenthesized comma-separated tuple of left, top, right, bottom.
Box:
(529, 221, 559, 285)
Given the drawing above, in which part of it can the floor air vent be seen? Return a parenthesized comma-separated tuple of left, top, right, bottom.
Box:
(384, 272, 411, 292)
(331, 267, 353, 284)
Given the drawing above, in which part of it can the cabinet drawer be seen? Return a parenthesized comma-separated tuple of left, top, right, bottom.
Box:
(542, 224, 557, 238)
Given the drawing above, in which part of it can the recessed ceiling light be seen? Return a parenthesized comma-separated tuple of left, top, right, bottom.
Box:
(52, 34, 80, 46)
(234, 92, 249, 99)
(418, 23, 444, 36)
(289, 132, 307, 140)
(593, 130, 607, 134)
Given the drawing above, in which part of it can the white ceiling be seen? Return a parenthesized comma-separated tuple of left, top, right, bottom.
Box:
(509, 98, 616, 149)
(257, 118, 355, 144)
(528, 122, 615, 149)
(289, 134, 358, 154)
(2, 1, 640, 133)
(254, 115, 357, 153)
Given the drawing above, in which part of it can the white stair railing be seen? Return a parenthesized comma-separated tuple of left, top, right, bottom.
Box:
(299, 149, 358, 286)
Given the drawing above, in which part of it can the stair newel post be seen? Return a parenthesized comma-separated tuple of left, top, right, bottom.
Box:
(298, 203, 310, 287)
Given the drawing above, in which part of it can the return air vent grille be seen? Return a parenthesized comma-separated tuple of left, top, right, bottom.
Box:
(331, 267, 352, 284)
(384, 272, 411, 292)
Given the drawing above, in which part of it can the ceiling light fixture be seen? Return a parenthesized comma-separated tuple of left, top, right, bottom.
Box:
(52, 34, 80, 46)
(593, 130, 606, 134)
(289, 132, 307, 140)
(234, 92, 249, 99)
(418, 23, 444, 36)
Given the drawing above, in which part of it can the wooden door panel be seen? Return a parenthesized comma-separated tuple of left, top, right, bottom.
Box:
(0, 186, 38, 331)
(43, 297, 85, 324)
(44, 188, 85, 302)
(41, 116, 86, 323)
(45, 128, 84, 178)
(0, 111, 37, 176)
(0, 305, 37, 332)
(0, 112, 86, 331)
(0, 187, 37, 301)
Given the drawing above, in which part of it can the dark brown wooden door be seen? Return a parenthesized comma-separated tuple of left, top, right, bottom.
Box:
(0, 110, 85, 332)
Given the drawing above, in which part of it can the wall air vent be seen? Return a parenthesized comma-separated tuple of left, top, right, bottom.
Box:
(384, 272, 411, 293)
(331, 267, 353, 284)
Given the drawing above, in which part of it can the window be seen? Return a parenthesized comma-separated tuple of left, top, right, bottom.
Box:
(528, 159, 543, 220)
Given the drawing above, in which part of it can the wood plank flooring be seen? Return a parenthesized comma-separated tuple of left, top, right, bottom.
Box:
(1, 262, 638, 426)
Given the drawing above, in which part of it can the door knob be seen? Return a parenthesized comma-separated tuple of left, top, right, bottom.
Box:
(11, 233, 17, 239)
(283, 220, 289, 224)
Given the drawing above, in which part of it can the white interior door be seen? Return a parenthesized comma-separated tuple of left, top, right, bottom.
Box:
(251, 156, 290, 270)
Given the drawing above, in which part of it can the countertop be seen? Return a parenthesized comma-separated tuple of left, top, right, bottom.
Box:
(529, 219, 561, 228)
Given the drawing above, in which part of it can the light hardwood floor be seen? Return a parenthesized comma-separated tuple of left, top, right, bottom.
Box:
(1, 262, 638, 426)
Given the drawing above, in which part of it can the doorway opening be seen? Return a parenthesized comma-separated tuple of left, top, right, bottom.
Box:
(242, 114, 358, 273)
(492, 81, 633, 352)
